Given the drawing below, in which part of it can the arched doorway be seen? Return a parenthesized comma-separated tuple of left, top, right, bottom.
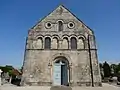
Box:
(53, 57, 69, 86)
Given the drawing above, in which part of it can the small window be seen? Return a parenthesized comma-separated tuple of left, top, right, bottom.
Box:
(78, 37, 85, 49)
(68, 22, 75, 29)
(45, 37, 51, 49)
(52, 37, 58, 49)
(62, 37, 69, 49)
(58, 21, 63, 31)
(36, 37, 43, 49)
(45, 22, 52, 29)
(71, 37, 77, 49)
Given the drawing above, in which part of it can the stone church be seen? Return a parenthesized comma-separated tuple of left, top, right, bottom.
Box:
(21, 5, 102, 87)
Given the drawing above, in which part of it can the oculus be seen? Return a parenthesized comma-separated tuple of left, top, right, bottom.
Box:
(45, 22, 52, 29)
(68, 22, 75, 29)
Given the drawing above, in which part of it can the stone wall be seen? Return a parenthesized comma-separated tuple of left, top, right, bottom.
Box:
(21, 5, 101, 86)
(21, 49, 101, 86)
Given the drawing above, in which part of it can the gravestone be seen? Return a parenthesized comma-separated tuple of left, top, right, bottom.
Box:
(50, 86, 72, 90)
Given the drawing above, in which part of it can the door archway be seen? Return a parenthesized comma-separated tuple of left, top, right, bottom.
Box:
(53, 57, 69, 86)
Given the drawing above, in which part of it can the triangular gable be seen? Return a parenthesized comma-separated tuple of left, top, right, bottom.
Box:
(31, 5, 93, 34)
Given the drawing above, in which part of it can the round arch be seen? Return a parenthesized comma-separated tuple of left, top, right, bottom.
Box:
(51, 36, 59, 49)
(52, 35, 60, 40)
(48, 53, 72, 86)
(56, 19, 64, 23)
(70, 37, 77, 49)
(35, 34, 44, 39)
(77, 35, 86, 40)
(62, 36, 69, 49)
(44, 36, 51, 49)
(62, 34, 70, 40)
(77, 36, 86, 49)
(44, 34, 52, 39)
(70, 34, 78, 41)
(48, 53, 72, 66)
(50, 53, 72, 86)
(54, 56, 69, 66)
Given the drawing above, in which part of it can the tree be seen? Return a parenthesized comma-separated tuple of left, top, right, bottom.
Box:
(99, 63, 103, 69)
(110, 63, 120, 76)
(116, 63, 120, 74)
(0, 65, 14, 76)
(99, 63, 104, 79)
(103, 61, 111, 77)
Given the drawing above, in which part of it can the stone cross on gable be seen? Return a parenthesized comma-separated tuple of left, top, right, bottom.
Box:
(59, 7, 63, 15)
(56, 6, 63, 15)
(0, 69, 3, 86)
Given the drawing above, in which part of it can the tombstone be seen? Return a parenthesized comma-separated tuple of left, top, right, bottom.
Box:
(0, 69, 3, 86)
(50, 86, 72, 90)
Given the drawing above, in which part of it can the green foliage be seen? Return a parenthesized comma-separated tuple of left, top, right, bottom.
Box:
(99, 63, 103, 68)
(116, 63, 120, 74)
(99, 62, 120, 78)
(103, 61, 111, 77)
(0, 65, 14, 75)
(110, 63, 120, 75)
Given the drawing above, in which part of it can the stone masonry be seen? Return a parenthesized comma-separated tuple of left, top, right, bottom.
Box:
(21, 5, 102, 87)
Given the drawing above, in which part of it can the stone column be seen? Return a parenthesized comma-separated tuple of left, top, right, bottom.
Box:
(0, 69, 3, 86)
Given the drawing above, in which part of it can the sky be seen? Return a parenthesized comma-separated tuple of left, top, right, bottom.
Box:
(0, 0, 120, 68)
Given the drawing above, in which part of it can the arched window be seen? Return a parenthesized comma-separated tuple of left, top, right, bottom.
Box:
(78, 37, 85, 49)
(45, 37, 51, 49)
(58, 21, 63, 31)
(36, 37, 43, 49)
(71, 37, 77, 49)
(62, 37, 69, 49)
(52, 37, 58, 49)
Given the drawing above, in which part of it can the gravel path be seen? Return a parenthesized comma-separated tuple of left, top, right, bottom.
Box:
(1, 83, 120, 90)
